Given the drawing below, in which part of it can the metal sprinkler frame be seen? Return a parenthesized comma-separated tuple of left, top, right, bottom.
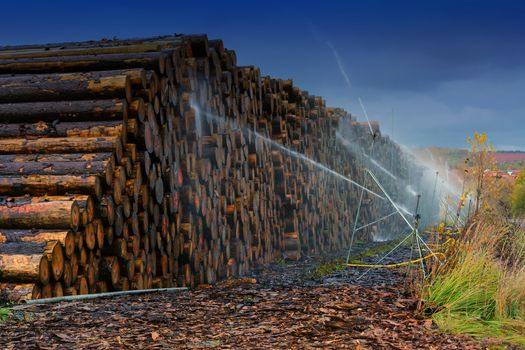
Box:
(345, 167, 443, 281)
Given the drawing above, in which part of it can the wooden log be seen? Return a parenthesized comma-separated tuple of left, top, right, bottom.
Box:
(0, 153, 114, 186)
(0, 152, 113, 163)
(64, 287, 77, 296)
(99, 195, 115, 225)
(82, 262, 97, 288)
(93, 219, 105, 250)
(0, 99, 129, 123)
(0, 52, 169, 74)
(0, 175, 103, 199)
(0, 197, 80, 231)
(43, 241, 64, 281)
(52, 282, 64, 297)
(115, 277, 129, 291)
(0, 160, 113, 176)
(0, 120, 125, 139)
(83, 223, 96, 251)
(52, 195, 94, 225)
(0, 70, 133, 103)
(0, 136, 123, 164)
(131, 272, 144, 290)
(0, 229, 75, 257)
(75, 276, 89, 295)
(96, 281, 108, 293)
(40, 283, 52, 298)
(62, 261, 72, 288)
(69, 252, 78, 283)
(0, 37, 184, 59)
(103, 238, 127, 259)
(0, 241, 63, 283)
(99, 256, 120, 288)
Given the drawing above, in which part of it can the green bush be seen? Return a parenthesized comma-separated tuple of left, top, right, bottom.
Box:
(511, 170, 525, 216)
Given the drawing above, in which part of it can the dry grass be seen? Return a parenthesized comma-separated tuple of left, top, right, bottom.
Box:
(422, 214, 525, 347)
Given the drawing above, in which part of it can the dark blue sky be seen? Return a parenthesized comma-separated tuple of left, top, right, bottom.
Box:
(1, 0, 524, 149)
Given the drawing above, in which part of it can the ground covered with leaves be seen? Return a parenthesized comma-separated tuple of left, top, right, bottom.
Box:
(0, 242, 512, 349)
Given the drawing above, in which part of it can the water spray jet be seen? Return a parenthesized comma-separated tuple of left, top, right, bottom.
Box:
(191, 104, 386, 200)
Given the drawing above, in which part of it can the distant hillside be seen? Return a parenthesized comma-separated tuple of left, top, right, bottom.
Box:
(415, 147, 525, 170)
(493, 152, 525, 163)
(414, 147, 467, 169)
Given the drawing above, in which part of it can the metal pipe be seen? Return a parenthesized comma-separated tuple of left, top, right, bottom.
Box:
(346, 187, 365, 263)
(355, 211, 397, 232)
(24, 287, 189, 305)
(430, 171, 439, 220)
(366, 169, 414, 231)
(413, 195, 426, 278)
(355, 230, 413, 281)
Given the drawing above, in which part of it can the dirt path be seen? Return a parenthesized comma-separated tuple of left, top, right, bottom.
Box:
(0, 242, 501, 349)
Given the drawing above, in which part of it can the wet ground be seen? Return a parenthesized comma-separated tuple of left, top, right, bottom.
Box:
(0, 240, 512, 349)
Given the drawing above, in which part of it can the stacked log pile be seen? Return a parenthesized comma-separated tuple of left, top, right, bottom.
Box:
(0, 35, 412, 301)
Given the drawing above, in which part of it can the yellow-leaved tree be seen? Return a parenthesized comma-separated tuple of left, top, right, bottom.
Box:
(465, 132, 495, 215)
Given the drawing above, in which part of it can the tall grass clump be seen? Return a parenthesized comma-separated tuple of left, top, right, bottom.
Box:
(422, 216, 525, 347)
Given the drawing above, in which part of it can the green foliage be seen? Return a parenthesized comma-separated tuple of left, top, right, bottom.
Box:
(311, 259, 347, 278)
(511, 170, 525, 216)
(346, 238, 406, 264)
(311, 239, 406, 279)
(0, 307, 11, 323)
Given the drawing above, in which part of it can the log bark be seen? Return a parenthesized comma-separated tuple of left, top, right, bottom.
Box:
(0, 197, 80, 231)
(0, 229, 75, 257)
(0, 136, 122, 162)
(0, 120, 125, 139)
(0, 153, 115, 186)
(0, 99, 129, 123)
(0, 52, 169, 74)
(0, 241, 58, 284)
(75, 276, 88, 295)
(52, 282, 63, 297)
(42, 241, 64, 281)
(0, 175, 102, 199)
(0, 160, 113, 176)
(100, 256, 120, 287)
(0, 37, 184, 59)
(0, 152, 113, 163)
(0, 70, 133, 103)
